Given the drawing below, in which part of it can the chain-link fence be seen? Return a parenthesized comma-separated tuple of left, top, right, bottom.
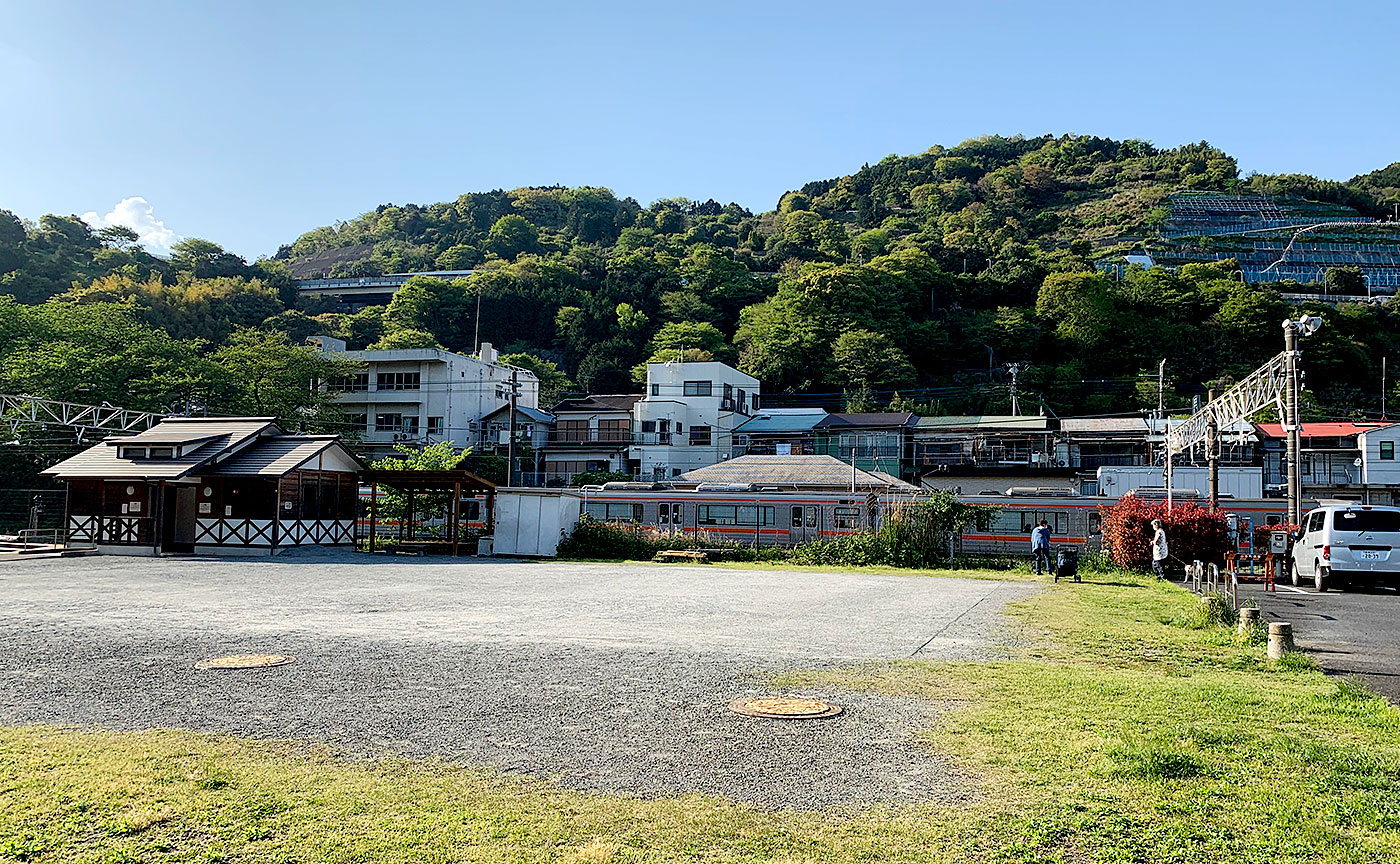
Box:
(0, 489, 65, 535)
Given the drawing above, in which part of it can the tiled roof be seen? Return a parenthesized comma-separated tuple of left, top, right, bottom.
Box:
(44, 418, 279, 480)
(551, 395, 643, 413)
(678, 455, 899, 490)
(41, 418, 359, 481)
(208, 436, 360, 476)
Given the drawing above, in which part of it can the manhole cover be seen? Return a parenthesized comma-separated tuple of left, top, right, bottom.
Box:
(194, 654, 293, 670)
(729, 696, 843, 719)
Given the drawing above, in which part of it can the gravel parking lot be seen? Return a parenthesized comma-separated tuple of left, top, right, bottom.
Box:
(0, 552, 1035, 808)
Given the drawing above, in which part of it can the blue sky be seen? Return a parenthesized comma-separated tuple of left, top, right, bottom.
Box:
(1, 1, 1395, 258)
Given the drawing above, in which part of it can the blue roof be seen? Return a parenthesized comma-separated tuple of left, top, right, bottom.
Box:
(734, 409, 828, 434)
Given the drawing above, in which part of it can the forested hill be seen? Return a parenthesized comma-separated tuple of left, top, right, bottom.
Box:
(5, 133, 1400, 441)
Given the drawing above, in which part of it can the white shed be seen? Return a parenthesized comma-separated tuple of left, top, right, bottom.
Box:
(492, 489, 582, 557)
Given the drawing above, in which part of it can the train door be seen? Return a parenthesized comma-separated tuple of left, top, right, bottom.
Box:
(788, 504, 819, 543)
(656, 501, 683, 534)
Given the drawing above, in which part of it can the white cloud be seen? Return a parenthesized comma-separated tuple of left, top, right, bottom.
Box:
(81, 197, 182, 255)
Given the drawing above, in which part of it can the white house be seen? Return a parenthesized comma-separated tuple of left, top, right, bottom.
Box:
(310, 337, 539, 456)
(628, 360, 760, 479)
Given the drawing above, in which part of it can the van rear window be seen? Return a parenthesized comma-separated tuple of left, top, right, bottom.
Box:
(1334, 510, 1400, 533)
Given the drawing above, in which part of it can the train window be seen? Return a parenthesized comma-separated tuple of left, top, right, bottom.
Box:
(586, 503, 643, 522)
(834, 507, 859, 529)
(791, 506, 803, 528)
(671, 503, 683, 524)
(463, 500, 481, 522)
(807, 507, 817, 527)
(992, 511, 1027, 533)
(699, 505, 775, 526)
(1088, 512, 1101, 536)
(1265, 514, 1282, 526)
(658, 505, 670, 525)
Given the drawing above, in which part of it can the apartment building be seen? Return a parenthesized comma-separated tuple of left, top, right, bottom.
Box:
(628, 360, 760, 479)
(309, 337, 539, 457)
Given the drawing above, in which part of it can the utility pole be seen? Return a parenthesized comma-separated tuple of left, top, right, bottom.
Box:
(1157, 359, 1166, 420)
(1383, 356, 1388, 420)
(1205, 389, 1219, 509)
(1284, 320, 1302, 528)
(473, 288, 483, 357)
(505, 370, 520, 488)
(1005, 363, 1023, 416)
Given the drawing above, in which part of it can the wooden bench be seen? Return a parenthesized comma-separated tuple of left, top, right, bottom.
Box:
(652, 550, 709, 564)
(394, 542, 430, 556)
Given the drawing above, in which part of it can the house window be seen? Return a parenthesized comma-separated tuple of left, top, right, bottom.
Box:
(683, 380, 712, 397)
(118, 447, 147, 459)
(557, 420, 588, 442)
(427, 417, 444, 436)
(148, 447, 175, 459)
(641, 420, 656, 433)
(376, 372, 421, 391)
(736, 389, 747, 413)
(752, 393, 760, 410)
(723, 383, 733, 403)
(599, 419, 629, 442)
(375, 413, 417, 434)
(689, 426, 712, 446)
(346, 413, 367, 431)
(328, 372, 369, 392)
(1382, 441, 1395, 461)
(651, 384, 659, 396)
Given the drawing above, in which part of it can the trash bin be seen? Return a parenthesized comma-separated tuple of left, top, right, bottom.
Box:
(1055, 546, 1080, 583)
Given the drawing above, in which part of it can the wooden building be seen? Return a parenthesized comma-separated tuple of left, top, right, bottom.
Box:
(42, 417, 364, 556)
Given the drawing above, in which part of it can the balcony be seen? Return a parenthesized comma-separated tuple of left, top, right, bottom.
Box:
(546, 429, 636, 447)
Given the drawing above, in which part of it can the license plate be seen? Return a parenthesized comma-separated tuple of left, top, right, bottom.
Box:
(1360, 550, 1385, 561)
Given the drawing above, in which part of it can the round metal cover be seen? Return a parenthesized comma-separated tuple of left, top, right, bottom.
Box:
(729, 696, 842, 719)
(195, 654, 293, 670)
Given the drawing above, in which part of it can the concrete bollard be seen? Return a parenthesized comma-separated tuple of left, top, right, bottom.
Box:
(1267, 621, 1294, 659)
(1238, 606, 1260, 635)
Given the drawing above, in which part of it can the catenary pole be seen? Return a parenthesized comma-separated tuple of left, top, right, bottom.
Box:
(1284, 320, 1302, 528)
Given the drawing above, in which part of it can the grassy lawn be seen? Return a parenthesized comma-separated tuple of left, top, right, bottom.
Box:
(4, 573, 1400, 862)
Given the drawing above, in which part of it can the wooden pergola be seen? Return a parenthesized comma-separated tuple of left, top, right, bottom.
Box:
(360, 469, 497, 557)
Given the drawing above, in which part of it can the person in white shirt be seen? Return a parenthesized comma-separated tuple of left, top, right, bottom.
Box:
(1150, 518, 1169, 579)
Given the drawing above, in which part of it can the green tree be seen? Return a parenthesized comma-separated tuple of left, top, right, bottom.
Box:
(500, 352, 575, 405)
(487, 215, 539, 260)
(831, 328, 916, 392)
(207, 328, 355, 424)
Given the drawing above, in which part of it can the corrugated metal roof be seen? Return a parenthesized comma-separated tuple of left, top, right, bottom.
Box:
(814, 413, 916, 429)
(678, 455, 898, 489)
(1060, 417, 1150, 434)
(916, 415, 1052, 431)
(1254, 422, 1396, 439)
(207, 437, 354, 476)
(735, 409, 828, 434)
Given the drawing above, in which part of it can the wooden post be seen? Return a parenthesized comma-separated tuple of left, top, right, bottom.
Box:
(405, 490, 413, 542)
(368, 483, 377, 552)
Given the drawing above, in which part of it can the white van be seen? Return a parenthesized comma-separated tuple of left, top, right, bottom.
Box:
(1291, 504, 1400, 591)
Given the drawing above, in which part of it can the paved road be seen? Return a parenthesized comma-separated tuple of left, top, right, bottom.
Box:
(1239, 580, 1400, 700)
(0, 552, 1035, 808)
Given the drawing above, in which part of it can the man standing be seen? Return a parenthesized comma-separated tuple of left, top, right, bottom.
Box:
(1030, 518, 1052, 575)
(1150, 518, 1169, 579)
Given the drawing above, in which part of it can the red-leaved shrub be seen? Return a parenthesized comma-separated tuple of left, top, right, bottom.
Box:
(1099, 495, 1231, 571)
